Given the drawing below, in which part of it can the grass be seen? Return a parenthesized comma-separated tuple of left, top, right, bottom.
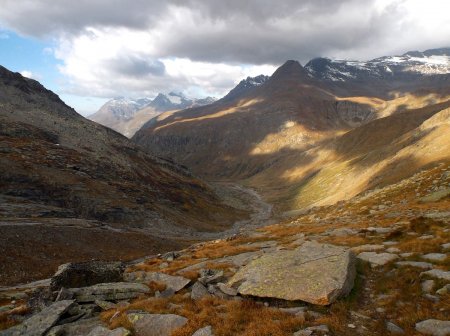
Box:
(101, 295, 306, 336)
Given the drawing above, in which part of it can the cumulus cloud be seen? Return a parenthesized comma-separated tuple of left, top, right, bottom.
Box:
(20, 70, 39, 79)
(1, 0, 449, 103)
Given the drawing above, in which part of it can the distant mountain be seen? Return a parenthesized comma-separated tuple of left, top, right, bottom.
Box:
(133, 48, 450, 213)
(305, 47, 450, 82)
(90, 92, 216, 137)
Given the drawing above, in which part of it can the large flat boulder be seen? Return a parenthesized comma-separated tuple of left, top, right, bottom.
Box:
(415, 319, 450, 336)
(127, 313, 187, 336)
(228, 241, 356, 305)
(51, 261, 125, 290)
(123, 271, 190, 292)
(1, 300, 75, 336)
(68, 283, 149, 302)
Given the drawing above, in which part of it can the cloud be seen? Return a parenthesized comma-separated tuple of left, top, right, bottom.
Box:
(1, 0, 450, 103)
(20, 70, 40, 79)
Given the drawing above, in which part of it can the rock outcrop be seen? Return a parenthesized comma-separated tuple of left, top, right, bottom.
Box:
(228, 241, 356, 305)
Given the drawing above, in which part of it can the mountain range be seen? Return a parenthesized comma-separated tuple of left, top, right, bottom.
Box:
(134, 48, 450, 214)
(89, 92, 216, 137)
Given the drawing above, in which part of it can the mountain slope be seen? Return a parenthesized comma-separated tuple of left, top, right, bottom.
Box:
(133, 49, 450, 213)
(0, 65, 247, 284)
(90, 93, 216, 137)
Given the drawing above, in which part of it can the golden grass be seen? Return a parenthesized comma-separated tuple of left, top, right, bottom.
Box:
(101, 294, 305, 336)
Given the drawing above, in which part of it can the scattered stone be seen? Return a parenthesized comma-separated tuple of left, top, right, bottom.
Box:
(2, 300, 74, 336)
(386, 321, 404, 334)
(351, 244, 385, 254)
(192, 325, 213, 336)
(399, 253, 414, 258)
(442, 243, 450, 251)
(357, 252, 399, 267)
(216, 283, 237, 296)
(421, 270, 450, 281)
(155, 288, 175, 299)
(415, 319, 450, 336)
(421, 280, 435, 293)
(386, 247, 401, 254)
(383, 241, 398, 246)
(436, 284, 450, 295)
(228, 241, 356, 305)
(123, 272, 190, 292)
(348, 324, 356, 329)
(190, 282, 211, 300)
(86, 326, 131, 336)
(69, 283, 149, 302)
(93, 299, 116, 311)
(46, 317, 104, 336)
(396, 261, 433, 270)
(161, 251, 180, 262)
(422, 253, 447, 262)
(159, 262, 169, 269)
(198, 270, 225, 285)
(366, 227, 393, 234)
(51, 261, 125, 290)
(127, 313, 187, 336)
(328, 228, 358, 237)
(293, 330, 313, 336)
(418, 235, 435, 240)
(279, 307, 306, 316)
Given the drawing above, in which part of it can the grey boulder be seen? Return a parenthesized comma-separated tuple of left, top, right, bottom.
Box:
(51, 261, 125, 290)
(127, 313, 187, 336)
(1, 300, 75, 336)
(124, 271, 190, 292)
(192, 325, 213, 336)
(228, 241, 356, 305)
(415, 319, 450, 336)
(69, 283, 149, 302)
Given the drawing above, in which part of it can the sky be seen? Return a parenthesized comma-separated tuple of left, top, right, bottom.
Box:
(0, 0, 449, 116)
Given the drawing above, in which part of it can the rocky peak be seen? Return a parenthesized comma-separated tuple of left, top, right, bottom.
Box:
(222, 74, 269, 101)
(270, 60, 309, 82)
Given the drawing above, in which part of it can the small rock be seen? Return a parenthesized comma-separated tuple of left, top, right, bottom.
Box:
(351, 244, 385, 254)
(198, 269, 225, 285)
(357, 252, 399, 267)
(436, 284, 450, 295)
(155, 288, 175, 299)
(418, 235, 435, 240)
(190, 282, 211, 301)
(217, 283, 237, 296)
(348, 323, 356, 329)
(415, 319, 450, 336)
(396, 261, 433, 269)
(386, 321, 404, 334)
(127, 313, 187, 336)
(421, 280, 435, 293)
(69, 283, 149, 302)
(386, 247, 401, 254)
(420, 270, 450, 281)
(159, 262, 169, 269)
(95, 300, 116, 311)
(383, 241, 398, 246)
(442, 243, 450, 251)
(192, 325, 213, 336)
(161, 251, 180, 262)
(422, 253, 447, 262)
(399, 253, 414, 258)
(124, 272, 190, 292)
(87, 326, 131, 336)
